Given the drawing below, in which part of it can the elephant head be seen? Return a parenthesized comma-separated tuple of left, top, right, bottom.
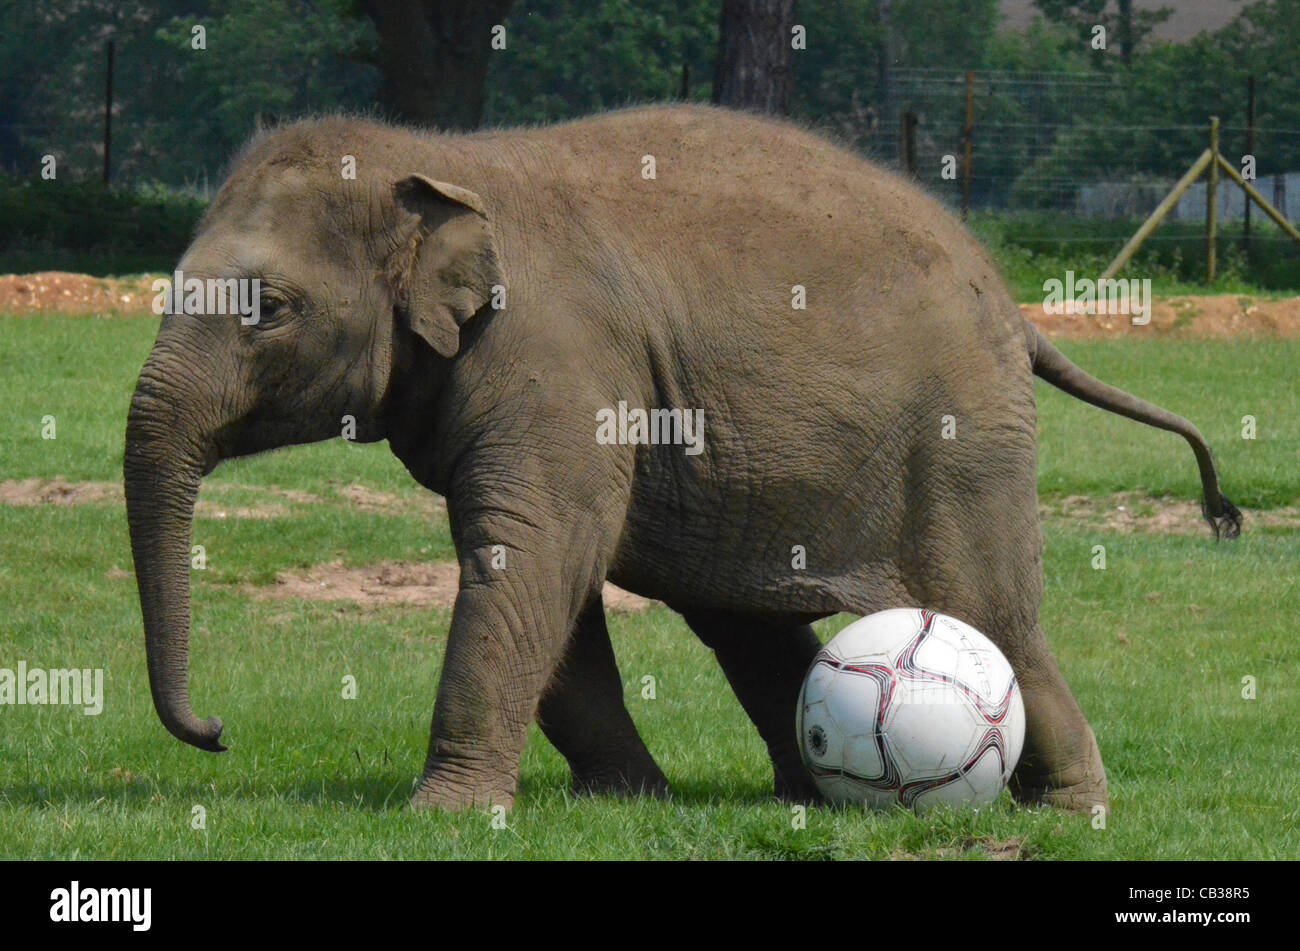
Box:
(124, 126, 501, 751)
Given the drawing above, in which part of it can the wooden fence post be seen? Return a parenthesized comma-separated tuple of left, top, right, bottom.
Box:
(961, 71, 974, 219)
(900, 110, 917, 178)
(1243, 76, 1255, 254)
(1100, 149, 1213, 281)
(1216, 153, 1300, 246)
(1206, 116, 1219, 283)
(1102, 114, 1300, 284)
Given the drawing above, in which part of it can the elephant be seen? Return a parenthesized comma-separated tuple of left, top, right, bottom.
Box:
(124, 104, 1240, 813)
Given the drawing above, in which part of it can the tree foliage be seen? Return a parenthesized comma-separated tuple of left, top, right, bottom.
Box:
(1, 0, 1297, 199)
(1021, 0, 1300, 196)
(483, 0, 718, 124)
(1033, 0, 1173, 64)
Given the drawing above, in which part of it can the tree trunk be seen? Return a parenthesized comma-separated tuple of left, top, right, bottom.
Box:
(712, 0, 796, 114)
(1118, 0, 1133, 65)
(360, 0, 515, 130)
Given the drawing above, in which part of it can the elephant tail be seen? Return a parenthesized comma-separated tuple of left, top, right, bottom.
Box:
(1025, 321, 1242, 540)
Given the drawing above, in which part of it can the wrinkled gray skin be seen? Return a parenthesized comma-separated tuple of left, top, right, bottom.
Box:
(125, 105, 1240, 812)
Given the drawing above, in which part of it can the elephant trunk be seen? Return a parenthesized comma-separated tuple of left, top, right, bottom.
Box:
(124, 369, 227, 752)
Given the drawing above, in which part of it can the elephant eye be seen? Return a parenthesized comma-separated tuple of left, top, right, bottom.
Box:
(251, 292, 288, 327)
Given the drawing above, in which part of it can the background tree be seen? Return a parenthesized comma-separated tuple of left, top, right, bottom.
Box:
(483, 0, 717, 124)
(789, 0, 1001, 154)
(712, 0, 797, 113)
(6, 0, 374, 186)
(157, 0, 375, 181)
(358, 0, 515, 129)
(6, 0, 1296, 192)
(1033, 0, 1172, 64)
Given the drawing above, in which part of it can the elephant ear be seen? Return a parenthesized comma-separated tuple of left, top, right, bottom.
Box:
(389, 174, 501, 358)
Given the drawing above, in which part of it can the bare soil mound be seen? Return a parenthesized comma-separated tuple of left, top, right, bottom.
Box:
(1024, 294, 1300, 338)
(0, 272, 158, 315)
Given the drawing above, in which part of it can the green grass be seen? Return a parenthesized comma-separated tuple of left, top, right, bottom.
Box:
(1035, 339, 1300, 509)
(1, 313, 1297, 859)
(969, 212, 1300, 302)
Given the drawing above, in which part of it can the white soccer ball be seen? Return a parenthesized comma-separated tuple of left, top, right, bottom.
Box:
(797, 608, 1025, 811)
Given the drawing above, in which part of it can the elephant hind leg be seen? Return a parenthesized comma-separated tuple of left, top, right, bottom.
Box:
(537, 595, 669, 798)
(682, 611, 823, 802)
(1005, 633, 1108, 812)
(897, 470, 1108, 813)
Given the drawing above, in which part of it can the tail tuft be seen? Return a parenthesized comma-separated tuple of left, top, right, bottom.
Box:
(1202, 495, 1243, 541)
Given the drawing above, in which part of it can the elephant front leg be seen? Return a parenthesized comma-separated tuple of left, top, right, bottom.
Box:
(411, 570, 580, 811)
(537, 595, 669, 798)
(683, 611, 824, 802)
(410, 479, 626, 812)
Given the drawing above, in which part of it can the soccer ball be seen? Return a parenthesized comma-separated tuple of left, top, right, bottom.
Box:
(797, 608, 1025, 811)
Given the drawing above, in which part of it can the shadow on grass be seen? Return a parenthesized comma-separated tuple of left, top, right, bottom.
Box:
(4, 767, 807, 814)
(0, 773, 416, 813)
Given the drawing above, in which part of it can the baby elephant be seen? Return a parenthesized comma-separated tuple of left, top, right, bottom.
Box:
(125, 104, 1239, 812)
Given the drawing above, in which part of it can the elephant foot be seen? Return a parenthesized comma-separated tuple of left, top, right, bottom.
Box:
(570, 755, 671, 799)
(773, 751, 822, 804)
(409, 757, 518, 812)
(1009, 729, 1109, 813)
(409, 781, 515, 812)
(1011, 776, 1109, 813)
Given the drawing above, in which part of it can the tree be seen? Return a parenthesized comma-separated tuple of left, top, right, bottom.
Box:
(1033, 0, 1172, 64)
(482, 0, 718, 125)
(712, 0, 797, 113)
(359, 0, 515, 129)
(157, 0, 376, 179)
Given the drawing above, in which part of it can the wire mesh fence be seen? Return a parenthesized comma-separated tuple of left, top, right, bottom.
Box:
(7, 62, 1300, 282)
(853, 68, 1300, 239)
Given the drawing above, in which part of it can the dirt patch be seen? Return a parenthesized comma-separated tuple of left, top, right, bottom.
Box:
(895, 835, 1031, 861)
(1025, 293, 1300, 338)
(195, 500, 289, 519)
(0, 477, 120, 505)
(0, 272, 158, 315)
(1040, 492, 1300, 535)
(0, 475, 446, 522)
(333, 482, 445, 517)
(0, 477, 311, 519)
(943, 835, 1029, 860)
(8, 480, 1295, 538)
(252, 559, 654, 613)
(963, 835, 1031, 860)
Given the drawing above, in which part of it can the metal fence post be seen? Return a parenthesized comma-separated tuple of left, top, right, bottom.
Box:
(102, 39, 114, 185)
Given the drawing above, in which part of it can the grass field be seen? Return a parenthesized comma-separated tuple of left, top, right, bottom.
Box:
(1, 313, 1297, 859)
